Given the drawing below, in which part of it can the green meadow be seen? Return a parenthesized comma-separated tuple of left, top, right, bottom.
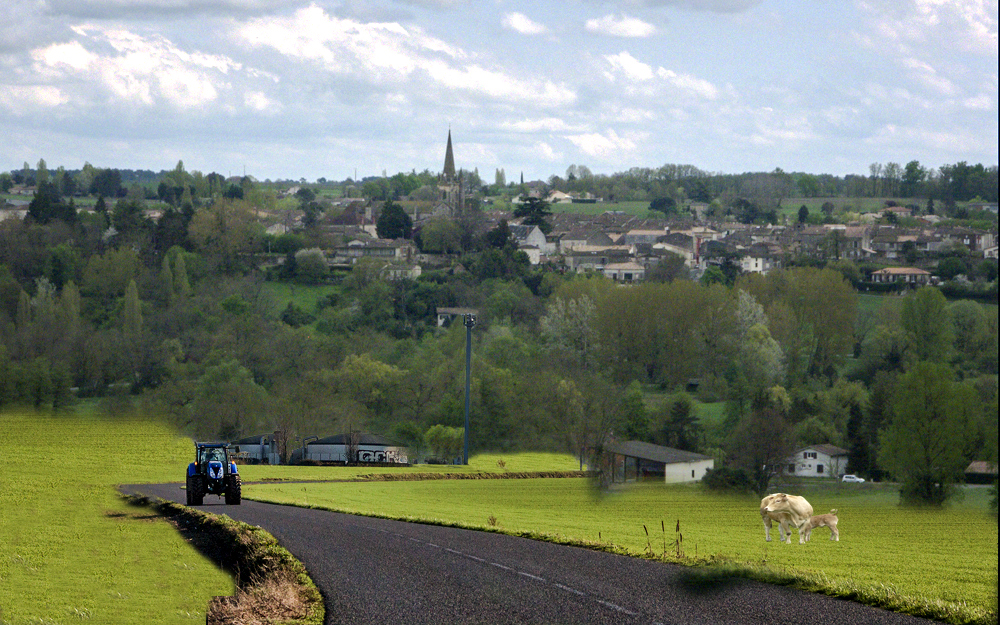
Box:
(246, 470, 998, 624)
(0, 413, 233, 624)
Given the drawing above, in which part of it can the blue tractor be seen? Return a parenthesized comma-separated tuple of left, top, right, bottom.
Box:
(186, 442, 241, 506)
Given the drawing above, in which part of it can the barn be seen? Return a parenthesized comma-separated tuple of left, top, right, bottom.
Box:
(601, 440, 714, 484)
(300, 433, 409, 465)
(231, 433, 282, 465)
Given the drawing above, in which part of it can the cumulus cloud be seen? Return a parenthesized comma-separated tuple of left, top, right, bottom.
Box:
(502, 12, 548, 35)
(30, 26, 239, 109)
(566, 129, 640, 157)
(585, 14, 656, 37)
(240, 5, 575, 106)
(859, 0, 998, 55)
(603, 51, 719, 99)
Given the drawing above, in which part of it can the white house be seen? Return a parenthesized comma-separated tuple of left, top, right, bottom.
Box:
(784, 444, 849, 478)
(603, 261, 645, 283)
(601, 440, 714, 484)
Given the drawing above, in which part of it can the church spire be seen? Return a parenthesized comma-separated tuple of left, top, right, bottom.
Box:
(443, 129, 456, 182)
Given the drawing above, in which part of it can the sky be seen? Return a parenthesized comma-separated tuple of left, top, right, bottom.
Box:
(1, 0, 997, 182)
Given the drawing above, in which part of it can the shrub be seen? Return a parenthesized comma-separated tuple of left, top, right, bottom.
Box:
(701, 467, 754, 493)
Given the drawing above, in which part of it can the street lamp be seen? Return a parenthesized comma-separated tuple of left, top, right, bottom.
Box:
(463, 313, 476, 465)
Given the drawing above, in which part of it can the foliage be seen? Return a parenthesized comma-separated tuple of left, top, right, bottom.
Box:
(700, 466, 754, 492)
(376, 200, 413, 240)
(880, 362, 977, 505)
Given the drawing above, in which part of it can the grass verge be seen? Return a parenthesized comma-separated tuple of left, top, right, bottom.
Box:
(122, 494, 324, 625)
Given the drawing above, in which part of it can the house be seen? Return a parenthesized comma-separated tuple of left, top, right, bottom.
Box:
(784, 444, 848, 478)
(870, 266, 932, 285)
(600, 440, 714, 484)
(738, 243, 781, 274)
(297, 433, 409, 464)
(603, 261, 645, 283)
(509, 224, 554, 254)
(559, 230, 614, 253)
(563, 245, 634, 272)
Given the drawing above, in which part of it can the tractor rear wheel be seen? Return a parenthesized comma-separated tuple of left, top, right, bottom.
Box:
(225, 474, 241, 505)
(187, 475, 205, 506)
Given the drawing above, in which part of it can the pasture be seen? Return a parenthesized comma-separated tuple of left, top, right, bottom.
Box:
(245, 469, 998, 624)
(0, 412, 233, 624)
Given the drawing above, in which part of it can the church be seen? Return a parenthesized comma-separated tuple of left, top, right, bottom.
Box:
(433, 130, 465, 218)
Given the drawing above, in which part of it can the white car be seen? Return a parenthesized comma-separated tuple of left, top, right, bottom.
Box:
(841, 474, 866, 483)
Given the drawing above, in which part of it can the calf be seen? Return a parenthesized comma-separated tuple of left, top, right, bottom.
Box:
(804, 509, 839, 542)
(760, 493, 814, 544)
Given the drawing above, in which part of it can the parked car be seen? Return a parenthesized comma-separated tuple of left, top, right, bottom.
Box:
(841, 474, 866, 483)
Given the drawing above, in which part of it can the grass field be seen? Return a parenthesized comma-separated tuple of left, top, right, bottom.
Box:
(244, 464, 998, 624)
(261, 282, 341, 317)
(0, 412, 233, 624)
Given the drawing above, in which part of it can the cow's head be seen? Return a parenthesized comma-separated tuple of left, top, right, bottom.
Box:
(764, 493, 792, 513)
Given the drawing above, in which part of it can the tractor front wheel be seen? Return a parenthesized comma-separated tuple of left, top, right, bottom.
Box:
(187, 475, 205, 506)
(225, 474, 241, 505)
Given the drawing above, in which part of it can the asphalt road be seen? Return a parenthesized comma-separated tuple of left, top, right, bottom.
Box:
(126, 483, 938, 625)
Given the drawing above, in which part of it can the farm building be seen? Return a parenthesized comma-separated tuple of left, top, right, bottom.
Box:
(231, 433, 283, 465)
(601, 440, 714, 484)
(965, 461, 998, 485)
(298, 433, 409, 465)
(784, 444, 849, 478)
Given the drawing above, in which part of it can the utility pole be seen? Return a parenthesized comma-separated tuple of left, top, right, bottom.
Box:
(463, 313, 476, 465)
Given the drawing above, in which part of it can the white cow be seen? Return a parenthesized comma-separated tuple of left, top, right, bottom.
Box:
(760, 493, 814, 544)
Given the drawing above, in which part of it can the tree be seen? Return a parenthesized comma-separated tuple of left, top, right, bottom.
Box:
(901, 287, 952, 363)
(376, 200, 412, 239)
(294, 248, 328, 284)
(653, 392, 701, 451)
(727, 407, 794, 497)
(650, 197, 678, 216)
(797, 204, 809, 224)
(512, 197, 552, 234)
(880, 362, 975, 505)
(91, 168, 122, 198)
(27, 182, 76, 225)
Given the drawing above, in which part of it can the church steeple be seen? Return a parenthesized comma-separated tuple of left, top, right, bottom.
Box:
(443, 129, 456, 182)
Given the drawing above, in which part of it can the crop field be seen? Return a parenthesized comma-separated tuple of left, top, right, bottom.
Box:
(245, 471, 998, 623)
(0, 412, 233, 624)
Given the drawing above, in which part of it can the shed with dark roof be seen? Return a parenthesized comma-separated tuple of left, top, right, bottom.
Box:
(601, 440, 714, 484)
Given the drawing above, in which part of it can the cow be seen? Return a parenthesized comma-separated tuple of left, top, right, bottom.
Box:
(760, 493, 814, 544)
(803, 509, 839, 542)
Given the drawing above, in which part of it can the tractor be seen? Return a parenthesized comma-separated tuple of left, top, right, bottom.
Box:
(186, 442, 241, 506)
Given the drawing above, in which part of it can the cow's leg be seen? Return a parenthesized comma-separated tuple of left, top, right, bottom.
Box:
(762, 516, 772, 542)
(830, 523, 839, 541)
(797, 522, 807, 544)
(780, 520, 791, 544)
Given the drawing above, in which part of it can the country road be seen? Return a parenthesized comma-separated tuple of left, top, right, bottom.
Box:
(126, 483, 938, 625)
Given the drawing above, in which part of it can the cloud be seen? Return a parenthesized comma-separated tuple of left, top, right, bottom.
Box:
(859, 0, 998, 55)
(604, 51, 655, 80)
(30, 26, 239, 109)
(240, 5, 575, 106)
(501, 117, 580, 132)
(566, 129, 640, 157)
(502, 12, 548, 35)
(585, 14, 656, 37)
(603, 51, 719, 99)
